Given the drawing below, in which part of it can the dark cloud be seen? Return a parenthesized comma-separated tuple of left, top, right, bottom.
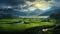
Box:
(45, 0, 51, 2)
(55, 0, 60, 2)
(0, 0, 8, 3)
(8, 0, 25, 6)
(26, 0, 35, 2)
(0, 0, 25, 6)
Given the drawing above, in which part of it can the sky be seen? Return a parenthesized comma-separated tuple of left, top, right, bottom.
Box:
(0, 0, 60, 16)
(0, 0, 60, 9)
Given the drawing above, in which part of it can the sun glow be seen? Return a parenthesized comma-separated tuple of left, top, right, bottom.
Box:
(26, 1, 52, 11)
(18, 0, 53, 11)
(33, 1, 52, 10)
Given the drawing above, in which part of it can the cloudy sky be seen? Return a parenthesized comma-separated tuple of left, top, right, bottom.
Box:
(0, 0, 60, 16)
(0, 0, 60, 10)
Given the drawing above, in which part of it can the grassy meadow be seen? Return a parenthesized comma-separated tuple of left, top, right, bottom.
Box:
(0, 18, 55, 31)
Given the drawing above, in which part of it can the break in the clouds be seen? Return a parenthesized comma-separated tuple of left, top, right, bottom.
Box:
(25, 0, 52, 11)
(0, 0, 60, 11)
(17, 0, 60, 11)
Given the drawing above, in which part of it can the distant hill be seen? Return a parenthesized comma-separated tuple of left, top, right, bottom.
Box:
(0, 9, 27, 16)
(40, 7, 60, 16)
(50, 8, 60, 19)
(0, 9, 43, 16)
(0, 7, 60, 17)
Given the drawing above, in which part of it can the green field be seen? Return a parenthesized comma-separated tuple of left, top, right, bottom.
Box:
(0, 19, 20, 23)
(0, 18, 55, 31)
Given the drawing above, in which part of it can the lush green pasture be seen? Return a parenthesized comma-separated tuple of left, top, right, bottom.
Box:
(0, 18, 55, 31)
(0, 19, 20, 23)
(0, 22, 55, 31)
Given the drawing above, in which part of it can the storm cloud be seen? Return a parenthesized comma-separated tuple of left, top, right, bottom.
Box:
(0, 0, 60, 10)
(0, 0, 25, 6)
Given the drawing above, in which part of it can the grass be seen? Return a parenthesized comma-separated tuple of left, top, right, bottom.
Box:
(0, 19, 20, 23)
(0, 22, 55, 31)
(0, 18, 55, 31)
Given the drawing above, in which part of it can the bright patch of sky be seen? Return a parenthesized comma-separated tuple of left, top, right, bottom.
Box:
(17, 0, 60, 12)
(0, 0, 60, 16)
(26, 0, 52, 11)
(0, 0, 60, 12)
